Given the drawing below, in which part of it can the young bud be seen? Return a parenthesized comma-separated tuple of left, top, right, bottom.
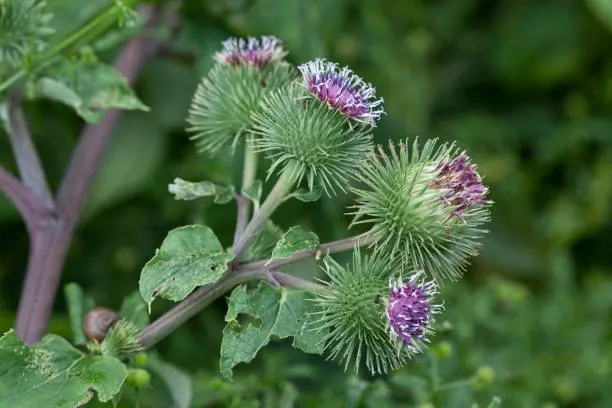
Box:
(351, 138, 492, 280)
(311, 252, 438, 375)
(252, 60, 380, 194)
(187, 36, 294, 154)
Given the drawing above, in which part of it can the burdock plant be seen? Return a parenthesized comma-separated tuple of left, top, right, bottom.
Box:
(0, 23, 493, 406)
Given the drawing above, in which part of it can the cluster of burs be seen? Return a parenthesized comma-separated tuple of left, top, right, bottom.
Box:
(187, 36, 492, 375)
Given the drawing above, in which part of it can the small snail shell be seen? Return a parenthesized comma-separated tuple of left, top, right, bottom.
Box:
(82, 306, 119, 341)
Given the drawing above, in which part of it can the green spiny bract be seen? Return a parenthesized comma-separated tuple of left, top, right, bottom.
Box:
(311, 252, 413, 375)
(252, 82, 373, 195)
(100, 319, 143, 359)
(350, 138, 491, 280)
(187, 60, 294, 154)
(0, 0, 53, 69)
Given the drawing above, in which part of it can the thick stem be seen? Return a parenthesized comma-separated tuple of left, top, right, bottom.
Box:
(14, 5, 158, 344)
(138, 269, 257, 348)
(7, 94, 54, 207)
(236, 233, 376, 274)
(138, 269, 327, 348)
(233, 139, 258, 246)
(233, 165, 298, 260)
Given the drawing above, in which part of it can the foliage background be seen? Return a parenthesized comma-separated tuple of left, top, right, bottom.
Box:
(2, 0, 612, 406)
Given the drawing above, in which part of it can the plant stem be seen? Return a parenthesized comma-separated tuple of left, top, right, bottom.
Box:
(0, 166, 53, 228)
(233, 138, 258, 246)
(236, 233, 376, 273)
(233, 164, 298, 260)
(13, 5, 159, 344)
(138, 269, 326, 348)
(7, 94, 54, 208)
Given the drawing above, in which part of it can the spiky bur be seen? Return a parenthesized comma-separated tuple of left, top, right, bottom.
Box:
(215, 36, 287, 67)
(351, 138, 492, 280)
(252, 82, 373, 195)
(187, 36, 294, 154)
(99, 320, 143, 359)
(386, 272, 442, 352)
(0, 0, 53, 69)
(298, 59, 384, 127)
(310, 252, 420, 375)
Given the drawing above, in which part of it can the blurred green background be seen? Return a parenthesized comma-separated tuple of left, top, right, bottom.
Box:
(2, 0, 612, 406)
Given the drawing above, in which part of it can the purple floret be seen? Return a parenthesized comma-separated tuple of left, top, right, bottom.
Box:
(298, 59, 384, 126)
(215, 36, 286, 67)
(386, 272, 442, 351)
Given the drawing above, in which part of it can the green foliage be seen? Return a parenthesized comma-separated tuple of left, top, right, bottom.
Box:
(252, 82, 373, 195)
(220, 283, 327, 379)
(242, 221, 284, 262)
(139, 225, 234, 308)
(64, 282, 95, 345)
(270, 225, 319, 261)
(146, 355, 192, 408)
(0, 330, 127, 406)
(187, 62, 295, 154)
(351, 139, 490, 280)
(0, 0, 53, 69)
(312, 253, 413, 375)
(30, 59, 148, 122)
(168, 177, 234, 203)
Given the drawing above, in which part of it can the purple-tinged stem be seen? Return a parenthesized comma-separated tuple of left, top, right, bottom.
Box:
(7, 94, 54, 208)
(0, 166, 54, 229)
(14, 5, 158, 344)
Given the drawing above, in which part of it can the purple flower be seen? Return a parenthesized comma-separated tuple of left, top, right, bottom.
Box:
(215, 36, 286, 67)
(386, 272, 442, 351)
(431, 152, 491, 220)
(298, 59, 384, 126)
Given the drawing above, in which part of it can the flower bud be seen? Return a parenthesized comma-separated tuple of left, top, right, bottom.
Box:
(351, 138, 492, 279)
(252, 59, 380, 194)
(187, 36, 294, 154)
(311, 252, 440, 375)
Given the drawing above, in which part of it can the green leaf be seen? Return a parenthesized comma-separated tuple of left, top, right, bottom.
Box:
(118, 291, 149, 330)
(64, 282, 95, 346)
(587, 0, 612, 33)
(242, 180, 263, 208)
(168, 178, 234, 204)
(31, 59, 148, 123)
(287, 186, 322, 202)
(147, 355, 192, 408)
(219, 283, 326, 380)
(270, 226, 319, 261)
(139, 225, 234, 308)
(0, 330, 127, 406)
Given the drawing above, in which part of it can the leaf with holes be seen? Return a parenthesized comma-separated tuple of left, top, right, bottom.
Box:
(139, 225, 234, 308)
(219, 283, 327, 379)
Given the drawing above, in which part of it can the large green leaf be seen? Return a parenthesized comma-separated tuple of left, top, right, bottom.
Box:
(139, 225, 234, 308)
(219, 283, 326, 380)
(270, 226, 319, 261)
(31, 59, 148, 123)
(0, 330, 127, 407)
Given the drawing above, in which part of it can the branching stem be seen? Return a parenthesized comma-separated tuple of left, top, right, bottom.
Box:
(233, 137, 258, 246)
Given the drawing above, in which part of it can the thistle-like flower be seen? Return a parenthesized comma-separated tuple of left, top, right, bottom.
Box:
(298, 59, 384, 127)
(310, 252, 417, 375)
(187, 36, 294, 154)
(252, 62, 379, 194)
(386, 272, 442, 352)
(215, 36, 287, 67)
(351, 138, 491, 280)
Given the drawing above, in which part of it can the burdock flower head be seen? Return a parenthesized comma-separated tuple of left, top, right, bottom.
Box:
(187, 35, 294, 154)
(298, 59, 384, 127)
(386, 272, 442, 352)
(215, 36, 287, 67)
(252, 60, 380, 195)
(351, 138, 492, 280)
